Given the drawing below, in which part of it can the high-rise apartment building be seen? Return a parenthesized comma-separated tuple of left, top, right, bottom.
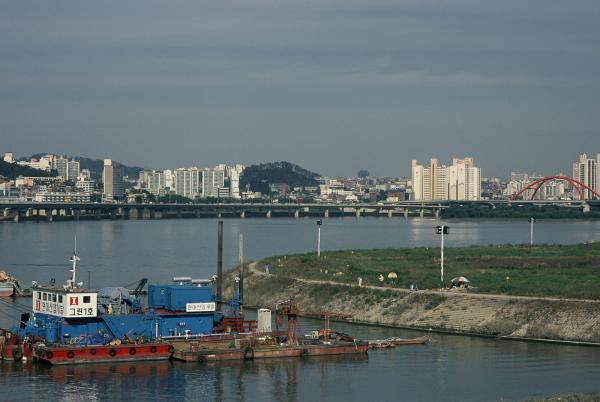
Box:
(56, 156, 68, 179)
(448, 157, 481, 201)
(147, 171, 165, 195)
(103, 159, 124, 201)
(202, 168, 226, 198)
(572, 153, 599, 199)
(229, 164, 244, 199)
(174, 168, 200, 198)
(412, 157, 481, 201)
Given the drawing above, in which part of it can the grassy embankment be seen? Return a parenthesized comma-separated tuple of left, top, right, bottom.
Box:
(441, 204, 600, 219)
(259, 243, 600, 300)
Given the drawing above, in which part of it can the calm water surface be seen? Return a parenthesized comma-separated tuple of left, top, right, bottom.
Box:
(1, 217, 600, 401)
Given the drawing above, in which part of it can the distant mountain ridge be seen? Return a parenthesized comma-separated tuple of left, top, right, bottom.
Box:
(240, 161, 320, 194)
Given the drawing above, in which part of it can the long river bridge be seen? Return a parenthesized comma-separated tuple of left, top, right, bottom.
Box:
(1, 199, 599, 222)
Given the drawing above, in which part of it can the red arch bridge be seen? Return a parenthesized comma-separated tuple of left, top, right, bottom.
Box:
(510, 176, 600, 201)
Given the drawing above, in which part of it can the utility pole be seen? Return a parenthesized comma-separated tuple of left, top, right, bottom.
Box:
(436, 225, 450, 284)
(529, 217, 536, 246)
(317, 219, 322, 257)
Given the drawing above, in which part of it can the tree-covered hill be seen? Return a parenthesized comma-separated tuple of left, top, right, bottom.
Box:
(25, 154, 145, 180)
(0, 160, 57, 180)
(240, 162, 320, 194)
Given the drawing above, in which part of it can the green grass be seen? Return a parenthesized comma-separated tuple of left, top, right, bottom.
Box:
(259, 243, 600, 300)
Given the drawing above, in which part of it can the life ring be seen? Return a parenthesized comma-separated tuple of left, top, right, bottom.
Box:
(109, 349, 117, 357)
(150, 346, 157, 354)
(168, 345, 175, 354)
(12, 348, 23, 361)
(89, 348, 96, 355)
(45, 351, 53, 359)
(243, 346, 254, 360)
(67, 351, 75, 359)
(129, 347, 136, 356)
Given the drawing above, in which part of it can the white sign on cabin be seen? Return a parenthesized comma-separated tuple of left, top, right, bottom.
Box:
(33, 290, 98, 318)
(185, 302, 216, 313)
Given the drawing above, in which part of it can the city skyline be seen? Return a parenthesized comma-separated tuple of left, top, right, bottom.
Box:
(2, 1, 600, 177)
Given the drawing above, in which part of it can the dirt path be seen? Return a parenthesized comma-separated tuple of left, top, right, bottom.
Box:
(247, 261, 600, 304)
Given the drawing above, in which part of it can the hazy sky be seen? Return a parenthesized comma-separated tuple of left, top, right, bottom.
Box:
(1, 0, 599, 178)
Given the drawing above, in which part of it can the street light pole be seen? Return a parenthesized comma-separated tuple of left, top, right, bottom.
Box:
(441, 228, 444, 283)
(436, 225, 449, 284)
(317, 219, 322, 257)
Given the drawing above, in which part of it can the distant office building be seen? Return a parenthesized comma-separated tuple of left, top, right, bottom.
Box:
(35, 192, 91, 203)
(412, 157, 481, 201)
(75, 176, 95, 193)
(572, 153, 599, 199)
(103, 159, 124, 201)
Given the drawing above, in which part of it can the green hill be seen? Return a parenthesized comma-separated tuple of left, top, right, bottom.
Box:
(0, 160, 57, 180)
(26, 154, 145, 180)
(240, 161, 320, 194)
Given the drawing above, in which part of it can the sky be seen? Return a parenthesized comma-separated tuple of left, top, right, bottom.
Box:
(1, 0, 599, 178)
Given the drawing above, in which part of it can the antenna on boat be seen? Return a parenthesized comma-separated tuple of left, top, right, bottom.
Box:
(239, 233, 244, 314)
(67, 235, 80, 290)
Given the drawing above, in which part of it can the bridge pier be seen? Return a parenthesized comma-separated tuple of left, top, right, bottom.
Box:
(266, 210, 272, 218)
(217, 212, 222, 219)
(387, 210, 393, 218)
(419, 209, 424, 218)
(355, 209, 361, 218)
(142, 208, 152, 219)
(154, 210, 163, 219)
(583, 203, 590, 213)
(45, 209, 53, 222)
(94, 209, 102, 220)
(324, 209, 329, 218)
(73, 209, 81, 221)
(130, 208, 139, 219)
(12, 212, 20, 223)
(434, 209, 440, 218)
(294, 210, 300, 219)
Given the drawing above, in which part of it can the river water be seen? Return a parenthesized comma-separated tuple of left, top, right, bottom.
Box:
(1, 217, 600, 401)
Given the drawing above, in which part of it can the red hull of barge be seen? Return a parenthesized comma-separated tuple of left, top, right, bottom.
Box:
(33, 343, 173, 365)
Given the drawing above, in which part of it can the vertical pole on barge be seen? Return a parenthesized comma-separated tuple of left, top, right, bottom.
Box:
(239, 233, 244, 314)
(217, 220, 223, 311)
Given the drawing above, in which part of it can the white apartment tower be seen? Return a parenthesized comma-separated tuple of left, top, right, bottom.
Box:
(448, 157, 481, 201)
(412, 157, 481, 201)
(572, 153, 599, 199)
(174, 168, 200, 198)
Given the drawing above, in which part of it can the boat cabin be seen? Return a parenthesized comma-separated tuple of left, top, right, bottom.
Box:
(32, 287, 98, 318)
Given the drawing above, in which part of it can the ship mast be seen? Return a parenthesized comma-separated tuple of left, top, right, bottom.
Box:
(67, 236, 80, 290)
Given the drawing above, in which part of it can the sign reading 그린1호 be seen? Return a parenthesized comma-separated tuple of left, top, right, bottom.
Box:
(185, 302, 216, 312)
(32, 290, 98, 318)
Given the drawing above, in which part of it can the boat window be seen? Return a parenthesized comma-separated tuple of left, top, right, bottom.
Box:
(43, 293, 47, 301)
(83, 296, 91, 303)
(37, 292, 41, 299)
(52, 294, 57, 302)
(58, 295, 63, 303)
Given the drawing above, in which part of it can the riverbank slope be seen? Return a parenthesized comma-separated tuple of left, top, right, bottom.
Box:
(237, 245, 600, 344)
